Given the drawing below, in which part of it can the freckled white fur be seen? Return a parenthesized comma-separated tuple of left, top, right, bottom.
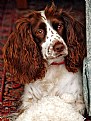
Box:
(16, 11, 85, 121)
(16, 64, 85, 121)
(22, 64, 85, 112)
(41, 11, 68, 60)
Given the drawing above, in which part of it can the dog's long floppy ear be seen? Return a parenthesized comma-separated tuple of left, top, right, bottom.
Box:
(3, 13, 46, 84)
(61, 11, 86, 72)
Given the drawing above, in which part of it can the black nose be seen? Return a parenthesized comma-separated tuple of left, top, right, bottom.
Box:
(53, 41, 65, 53)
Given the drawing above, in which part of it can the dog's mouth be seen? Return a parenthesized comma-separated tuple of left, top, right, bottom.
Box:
(46, 52, 68, 60)
(43, 44, 68, 60)
(56, 53, 67, 58)
(46, 44, 68, 60)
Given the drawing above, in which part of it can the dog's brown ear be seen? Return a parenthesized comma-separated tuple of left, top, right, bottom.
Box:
(61, 11, 86, 72)
(3, 15, 46, 84)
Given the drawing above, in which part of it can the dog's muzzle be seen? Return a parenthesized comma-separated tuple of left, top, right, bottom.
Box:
(48, 40, 67, 58)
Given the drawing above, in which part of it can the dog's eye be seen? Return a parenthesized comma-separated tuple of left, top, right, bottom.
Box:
(57, 24, 61, 30)
(36, 29, 44, 36)
(34, 29, 46, 43)
(57, 24, 63, 31)
(52, 22, 64, 34)
(57, 24, 64, 35)
(35, 29, 45, 40)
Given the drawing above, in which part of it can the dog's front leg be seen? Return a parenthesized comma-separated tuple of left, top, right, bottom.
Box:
(22, 81, 43, 109)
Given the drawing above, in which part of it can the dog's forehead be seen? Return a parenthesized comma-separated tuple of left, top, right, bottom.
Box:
(40, 11, 52, 26)
(40, 11, 55, 35)
(40, 11, 62, 37)
(40, 11, 54, 32)
(40, 11, 64, 43)
(40, 11, 47, 21)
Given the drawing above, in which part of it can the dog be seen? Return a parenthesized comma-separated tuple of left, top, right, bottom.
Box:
(3, 3, 86, 121)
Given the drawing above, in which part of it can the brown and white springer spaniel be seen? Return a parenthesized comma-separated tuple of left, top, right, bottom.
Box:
(3, 3, 86, 120)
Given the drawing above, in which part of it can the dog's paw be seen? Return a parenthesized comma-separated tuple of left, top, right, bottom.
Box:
(60, 93, 76, 103)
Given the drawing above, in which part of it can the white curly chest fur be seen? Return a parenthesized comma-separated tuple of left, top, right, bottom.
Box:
(22, 64, 85, 113)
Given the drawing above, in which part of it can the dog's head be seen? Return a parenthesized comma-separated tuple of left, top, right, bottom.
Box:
(3, 4, 86, 84)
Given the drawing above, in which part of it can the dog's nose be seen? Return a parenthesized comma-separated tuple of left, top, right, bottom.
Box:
(53, 41, 65, 53)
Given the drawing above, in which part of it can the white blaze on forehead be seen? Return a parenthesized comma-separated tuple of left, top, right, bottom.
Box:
(40, 11, 63, 42)
(40, 11, 68, 49)
(40, 11, 47, 21)
(40, 11, 68, 59)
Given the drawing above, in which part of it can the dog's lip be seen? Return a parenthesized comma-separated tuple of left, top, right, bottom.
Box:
(56, 53, 67, 57)
(46, 53, 67, 59)
(54, 54, 66, 59)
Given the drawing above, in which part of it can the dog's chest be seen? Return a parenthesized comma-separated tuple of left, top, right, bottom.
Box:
(24, 65, 82, 106)
(35, 65, 81, 97)
(38, 65, 73, 95)
(44, 65, 67, 82)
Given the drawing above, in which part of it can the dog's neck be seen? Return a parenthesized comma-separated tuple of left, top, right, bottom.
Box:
(48, 57, 65, 66)
(50, 61, 65, 65)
